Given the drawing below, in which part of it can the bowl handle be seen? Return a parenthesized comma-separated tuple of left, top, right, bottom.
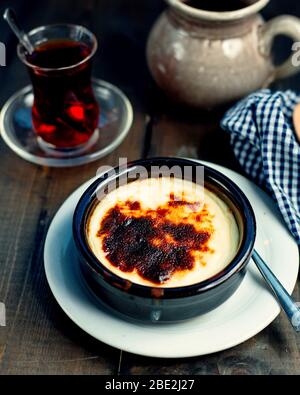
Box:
(259, 15, 300, 80)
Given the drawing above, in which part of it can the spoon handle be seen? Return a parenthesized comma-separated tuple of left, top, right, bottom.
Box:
(252, 249, 300, 332)
(3, 8, 34, 54)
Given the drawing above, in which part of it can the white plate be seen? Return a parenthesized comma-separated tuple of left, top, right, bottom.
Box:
(44, 161, 299, 358)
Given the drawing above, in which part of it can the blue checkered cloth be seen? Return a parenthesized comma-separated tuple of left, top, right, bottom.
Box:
(221, 89, 300, 245)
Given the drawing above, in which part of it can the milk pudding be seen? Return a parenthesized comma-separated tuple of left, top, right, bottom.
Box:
(87, 177, 239, 288)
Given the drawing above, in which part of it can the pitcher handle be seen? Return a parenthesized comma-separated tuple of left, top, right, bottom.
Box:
(259, 15, 300, 80)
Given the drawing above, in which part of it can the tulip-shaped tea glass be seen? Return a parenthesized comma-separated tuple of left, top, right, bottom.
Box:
(18, 24, 99, 156)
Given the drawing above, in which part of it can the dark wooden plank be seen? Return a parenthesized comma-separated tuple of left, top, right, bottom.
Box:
(147, 109, 241, 170)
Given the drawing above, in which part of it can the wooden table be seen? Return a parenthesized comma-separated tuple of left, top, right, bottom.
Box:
(0, 0, 299, 375)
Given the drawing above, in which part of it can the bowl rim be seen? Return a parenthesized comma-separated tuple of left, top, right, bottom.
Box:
(73, 157, 256, 299)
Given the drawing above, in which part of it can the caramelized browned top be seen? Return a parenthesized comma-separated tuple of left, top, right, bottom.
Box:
(95, 194, 214, 284)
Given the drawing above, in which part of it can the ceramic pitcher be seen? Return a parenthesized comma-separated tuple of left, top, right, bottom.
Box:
(147, 0, 300, 108)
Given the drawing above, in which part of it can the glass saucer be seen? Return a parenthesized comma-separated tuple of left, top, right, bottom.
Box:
(0, 79, 133, 167)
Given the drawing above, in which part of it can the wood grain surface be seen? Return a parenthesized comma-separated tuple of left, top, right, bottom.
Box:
(0, 0, 299, 375)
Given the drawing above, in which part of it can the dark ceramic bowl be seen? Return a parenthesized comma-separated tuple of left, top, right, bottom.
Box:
(73, 158, 256, 323)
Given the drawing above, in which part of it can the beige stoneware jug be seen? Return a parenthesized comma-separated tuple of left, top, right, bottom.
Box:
(147, 0, 300, 108)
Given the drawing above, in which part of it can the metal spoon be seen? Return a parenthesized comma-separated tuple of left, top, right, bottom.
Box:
(3, 8, 34, 55)
(252, 249, 300, 332)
